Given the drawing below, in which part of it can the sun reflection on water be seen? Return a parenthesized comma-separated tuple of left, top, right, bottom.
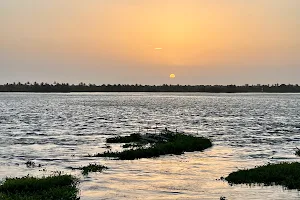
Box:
(1, 93, 300, 200)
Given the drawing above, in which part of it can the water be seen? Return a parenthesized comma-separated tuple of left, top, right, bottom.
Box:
(0, 93, 300, 199)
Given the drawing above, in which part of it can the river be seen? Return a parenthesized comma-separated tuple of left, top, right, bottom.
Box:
(0, 93, 299, 199)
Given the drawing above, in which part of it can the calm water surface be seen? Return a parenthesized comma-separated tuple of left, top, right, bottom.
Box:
(0, 93, 300, 199)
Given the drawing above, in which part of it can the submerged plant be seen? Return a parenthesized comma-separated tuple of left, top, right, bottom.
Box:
(25, 160, 42, 168)
(0, 174, 80, 200)
(79, 163, 108, 175)
(225, 162, 300, 190)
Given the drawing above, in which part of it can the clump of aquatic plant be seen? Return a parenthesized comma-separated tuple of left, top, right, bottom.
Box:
(122, 143, 144, 148)
(25, 160, 42, 168)
(79, 163, 108, 175)
(106, 133, 142, 143)
(93, 131, 212, 160)
(295, 148, 300, 156)
(0, 174, 79, 200)
(225, 162, 300, 190)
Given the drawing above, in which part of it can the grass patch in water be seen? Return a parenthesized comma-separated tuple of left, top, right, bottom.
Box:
(122, 143, 144, 148)
(106, 133, 142, 143)
(225, 162, 300, 190)
(0, 174, 79, 200)
(79, 164, 108, 175)
(25, 160, 42, 168)
(93, 131, 212, 160)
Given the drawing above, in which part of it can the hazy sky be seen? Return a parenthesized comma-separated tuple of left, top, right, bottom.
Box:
(1, 0, 299, 85)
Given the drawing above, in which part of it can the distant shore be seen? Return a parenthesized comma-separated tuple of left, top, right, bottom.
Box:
(0, 82, 300, 93)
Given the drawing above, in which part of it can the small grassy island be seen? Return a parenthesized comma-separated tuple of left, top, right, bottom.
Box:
(77, 163, 108, 175)
(0, 174, 79, 200)
(225, 162, 300, 190)
(92, 130, 212, 160)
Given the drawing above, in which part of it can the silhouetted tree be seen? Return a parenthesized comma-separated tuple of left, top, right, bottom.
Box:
(0, 82, 300, 93)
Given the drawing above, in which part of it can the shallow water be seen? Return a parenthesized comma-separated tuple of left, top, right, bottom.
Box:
(0, 93, 300, 199)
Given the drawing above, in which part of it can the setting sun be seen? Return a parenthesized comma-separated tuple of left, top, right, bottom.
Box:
(0, 1, 299, 84)
(0, 1, 300, 200)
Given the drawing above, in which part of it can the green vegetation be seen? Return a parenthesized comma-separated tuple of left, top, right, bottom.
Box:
(79, 164, 108, 175)
(122, 143, 144, 148)
(0, 174, 79, 200)
(1, 82, 300, 93)
(225, 162, 300, 190)
(92, 131, 212, 160)
(25, 161, 42, 168)
(106, 133, 142, 143)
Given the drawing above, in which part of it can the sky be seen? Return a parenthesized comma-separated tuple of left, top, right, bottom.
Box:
(0, 0, 300, 85)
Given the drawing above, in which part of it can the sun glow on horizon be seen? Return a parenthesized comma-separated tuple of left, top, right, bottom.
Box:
(0, 1, 299, 84)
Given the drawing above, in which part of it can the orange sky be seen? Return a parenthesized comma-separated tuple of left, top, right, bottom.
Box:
(0, 0, 299, 84)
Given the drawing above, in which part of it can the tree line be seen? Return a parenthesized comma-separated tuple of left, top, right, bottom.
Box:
(0, 82, 299, 93)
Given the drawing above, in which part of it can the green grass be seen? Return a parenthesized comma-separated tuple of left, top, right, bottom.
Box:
(93, 131, 212, 160)
(0, 174, 79, 200)
(225, 162, 300, 190)
(106, 133, 142, 143)
(79, 164, 108, 175)
(122, 143, 144, 148)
